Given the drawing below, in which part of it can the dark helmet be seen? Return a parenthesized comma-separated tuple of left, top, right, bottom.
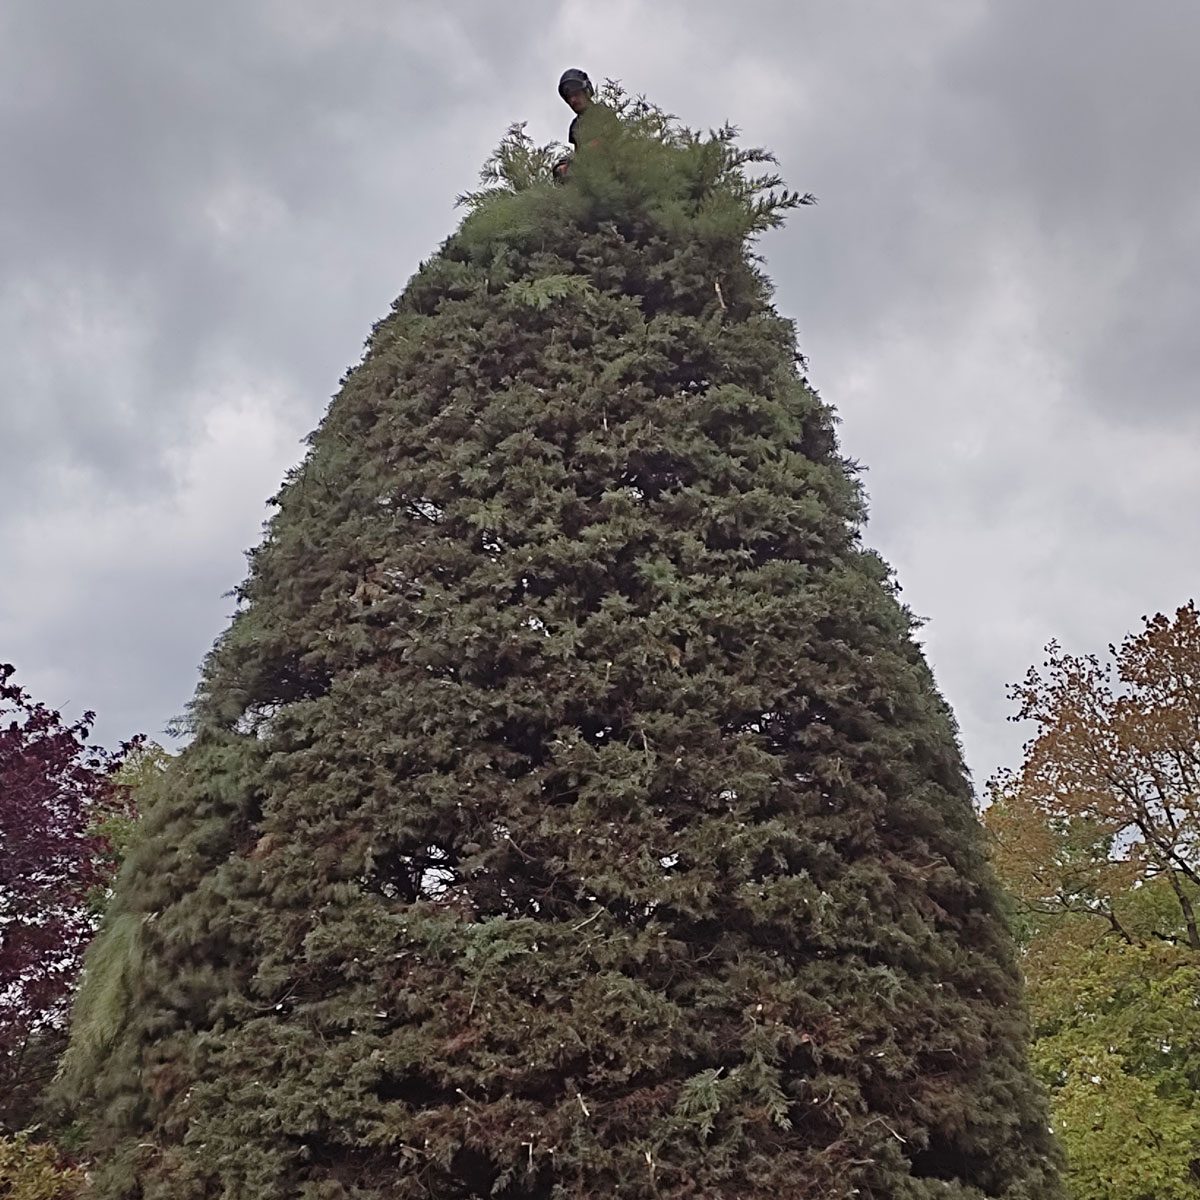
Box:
(558, 68, 594, 102)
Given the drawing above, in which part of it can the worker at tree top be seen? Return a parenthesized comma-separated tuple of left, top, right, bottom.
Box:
(553, 68, 618, 182)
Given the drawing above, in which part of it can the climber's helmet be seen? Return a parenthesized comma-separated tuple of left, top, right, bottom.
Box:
(558, 68, 594, 112)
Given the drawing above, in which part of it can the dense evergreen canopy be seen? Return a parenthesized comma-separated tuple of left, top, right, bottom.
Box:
(62, 91, 1061, 1199)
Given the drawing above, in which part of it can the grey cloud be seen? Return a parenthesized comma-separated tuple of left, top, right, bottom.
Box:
(930, 0, 1200, 424)
(0, 2, 503, 499)
(0, 1, 1196, 793)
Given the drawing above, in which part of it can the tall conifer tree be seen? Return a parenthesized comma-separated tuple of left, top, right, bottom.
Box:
(63, 93, 1061, 1199)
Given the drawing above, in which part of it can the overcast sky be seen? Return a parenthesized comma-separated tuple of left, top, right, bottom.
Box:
(1, 0, 1197, 793)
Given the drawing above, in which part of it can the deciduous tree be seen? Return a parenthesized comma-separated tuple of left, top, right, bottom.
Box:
(0, 665, 135, 1128)
(988, 602, 1200, 1198)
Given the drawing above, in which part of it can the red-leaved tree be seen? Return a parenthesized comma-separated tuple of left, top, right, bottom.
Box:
(0, 664, 135, 1127)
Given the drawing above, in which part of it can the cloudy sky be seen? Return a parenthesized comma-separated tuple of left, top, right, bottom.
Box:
(1, 0, 1196, 792)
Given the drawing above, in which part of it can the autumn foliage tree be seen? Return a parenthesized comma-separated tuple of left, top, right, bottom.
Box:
(988, 602, 1200, 1200)
(0, 664, 135, 1130)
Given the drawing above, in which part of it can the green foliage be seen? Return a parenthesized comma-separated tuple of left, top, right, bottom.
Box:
(55, 913, 144, 1100)
(0, 1130, 85, 1199)
(63, 89, 1058, 1199)
(989, 608, 1200, 1198)
(83, 742, 169, 916)
(504, 273, 598, 311)
(455, 121, 567, 210)
(1020, 917, 1200, 1200)
(453, 84, 813, 273)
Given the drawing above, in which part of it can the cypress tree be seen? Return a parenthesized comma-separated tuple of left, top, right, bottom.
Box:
(62, 91, 1062, 1199)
